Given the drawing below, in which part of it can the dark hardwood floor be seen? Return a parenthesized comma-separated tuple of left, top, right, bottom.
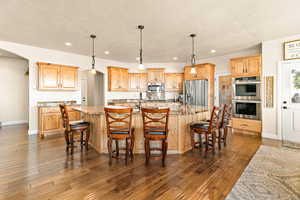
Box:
(0, 125, 266, 200)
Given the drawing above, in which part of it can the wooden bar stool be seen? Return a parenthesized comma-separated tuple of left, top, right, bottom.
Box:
(141, 107, 170, 167)
(59, 104, 90, 154)
(190, 106, 222, 154)
(219, 104, 232, 147)
(104, 107, 135, 165)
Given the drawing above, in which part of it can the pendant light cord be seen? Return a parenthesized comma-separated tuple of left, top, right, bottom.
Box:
(191, 34, 196, 67)
(92, 37, 95, 68)
(139, 27, 143, 65)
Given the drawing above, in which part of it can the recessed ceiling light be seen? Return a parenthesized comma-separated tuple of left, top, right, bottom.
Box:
(104, 51, 110, 55)
(65, 42, 72, 46)
(173, 57, 178, 61)
(210, 49, 216, 53)
(136, 57, 140, 61)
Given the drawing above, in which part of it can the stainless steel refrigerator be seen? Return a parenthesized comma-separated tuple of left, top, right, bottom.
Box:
(184, 80, 208, 108)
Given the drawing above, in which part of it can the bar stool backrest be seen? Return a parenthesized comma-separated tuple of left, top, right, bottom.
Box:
(104, 107, 133, 136)
(223, 104, 232, 128)
(208, 106, 223, 131)
(141, 108, 170, 135)
(59, 104, 70, 129)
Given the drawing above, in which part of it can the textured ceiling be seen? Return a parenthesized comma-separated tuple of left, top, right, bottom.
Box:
(0, 0, 300, 62)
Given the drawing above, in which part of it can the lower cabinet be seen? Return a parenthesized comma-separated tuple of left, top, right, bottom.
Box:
(232, 118, 262, 136)
(38, 106, 81, 138)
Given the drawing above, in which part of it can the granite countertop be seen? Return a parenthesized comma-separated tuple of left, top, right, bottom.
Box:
(73, 105, 208, 115)
(37, 101, 80, 107)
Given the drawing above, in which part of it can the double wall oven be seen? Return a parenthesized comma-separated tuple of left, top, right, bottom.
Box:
(232, 76, 261, 120)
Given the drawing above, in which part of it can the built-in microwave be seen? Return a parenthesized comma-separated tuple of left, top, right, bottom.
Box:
(233, 100, 261, 120)
(233, 76, 261, 100)
(147, 83, 165, 92)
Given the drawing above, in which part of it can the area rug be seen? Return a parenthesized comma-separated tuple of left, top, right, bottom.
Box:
(226, 145, 300, 200)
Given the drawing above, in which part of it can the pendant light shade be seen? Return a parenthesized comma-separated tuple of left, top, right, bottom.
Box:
(90, 34, 97, 74)
(138, 25, 145, 71)
(190, 34, 197, 74)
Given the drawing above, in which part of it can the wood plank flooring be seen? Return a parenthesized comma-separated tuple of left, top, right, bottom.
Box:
(0, 125, 265, 200)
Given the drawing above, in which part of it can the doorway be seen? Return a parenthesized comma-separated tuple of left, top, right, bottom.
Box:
(0, 49, 29, 129)
(280, 60, 300, 145)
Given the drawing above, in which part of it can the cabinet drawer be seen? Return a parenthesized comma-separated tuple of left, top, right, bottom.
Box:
(40, 107, 60, 113)
(232, 118, 262, 133)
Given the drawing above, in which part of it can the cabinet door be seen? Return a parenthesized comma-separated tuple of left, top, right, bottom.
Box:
(231, 59, 247, 77)
(60, 66, 78, 89)
(120, 68, 129, 90)
(165, 73, 184, 91)
(38, 63, 60, 90)
(147, 68, 165, 83)
(128, 73, 139, 91)
(108, 67, 128, 91)
(246, 56, 261, 76)
(42, 114, 61, 131)
(140, 73, 148, 92)
(196, 66, 208, 80)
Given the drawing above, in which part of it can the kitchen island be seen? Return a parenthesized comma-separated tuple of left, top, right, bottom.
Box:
(73, 105, 209, 154)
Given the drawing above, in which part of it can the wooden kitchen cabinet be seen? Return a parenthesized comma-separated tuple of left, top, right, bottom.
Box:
(108, 66, 129, 91)
(147, 68, 165, 83)
(128, 73, 147, 92)
(231, 55, 261, 77)
(38, 106, 81, 138)
(165, 73, 184, 92)
(38, 62, 78, 90)
(232, 117, 262, 136)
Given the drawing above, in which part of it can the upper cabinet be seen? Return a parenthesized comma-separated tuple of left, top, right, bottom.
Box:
(38, 62, 78, 90)
(108, 66, 129, 92)
(165, 73, 184, 92)
(128, 73, 147, 92)
(231, 54, 261, 77)
(147, 68, 165, 83)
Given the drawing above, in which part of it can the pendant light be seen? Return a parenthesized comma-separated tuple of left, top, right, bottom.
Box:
(138, 25, 145, 71)
(190, 34, 196, 74)
(90, 34, 97, 74)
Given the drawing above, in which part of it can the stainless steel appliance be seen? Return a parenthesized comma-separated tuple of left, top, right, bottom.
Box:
(146, 83, 165, 100)
(184, 80, 208, 107)
(233, 100, 261, 120)
(233, 76, 261, 100)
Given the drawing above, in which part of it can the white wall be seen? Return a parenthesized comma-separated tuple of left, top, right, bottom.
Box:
(262, 33, 300, 140)
(0, 57, 29, 125)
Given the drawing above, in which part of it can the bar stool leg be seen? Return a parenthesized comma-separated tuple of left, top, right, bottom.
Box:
(70, 131, 74, 155)
(85, 128, 90, 151)
(218, 129, 221, 150)
(191, 131, 195, 151)
(108, 138, 113, 165)
(145, 138, 150, 165)
(162, 139, 167, 167)
(130, 135, 134, 161)
(80, 131, 84, 151)
(212, 132, 216, 154)
(115, 140, 119, 157)
(223, 127, 228, 146)
(125, 138, 129, 165)
(205, 133, 209, 153)
(64, 130, 70, 151)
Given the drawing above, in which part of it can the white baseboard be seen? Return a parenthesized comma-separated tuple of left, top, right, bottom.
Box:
(1, 120, 28, 126)
(262, 132, 281, 140)
(28, 129, 38, 135)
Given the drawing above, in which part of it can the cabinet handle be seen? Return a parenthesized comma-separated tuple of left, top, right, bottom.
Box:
(240, 124, 248, 127)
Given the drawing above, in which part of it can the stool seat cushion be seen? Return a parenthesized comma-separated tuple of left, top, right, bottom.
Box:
(147, 131, 166, 135)
(70, 121, 89, 128)
(190, 123, 209, 130)
(111, 131, 129, 134)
